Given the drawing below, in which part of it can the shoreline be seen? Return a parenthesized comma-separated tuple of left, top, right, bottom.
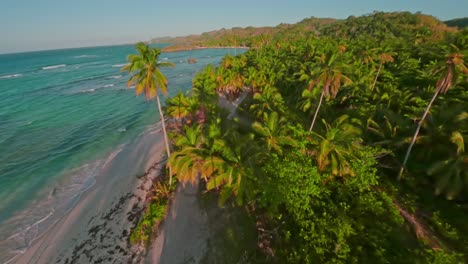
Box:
(14, 125, 166, 264)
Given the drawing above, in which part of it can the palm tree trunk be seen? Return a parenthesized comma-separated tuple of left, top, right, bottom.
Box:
(156, 94, 173, 185)
(309, 89, 325, 132)
(398, 88, 440, 179)
(371, 62, 383, 91)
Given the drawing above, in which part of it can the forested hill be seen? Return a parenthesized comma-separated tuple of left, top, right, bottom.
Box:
(319, 12, 456, 41)
(445, 17, 468, 28)
(151, 16, 336, 50)
(161, 10, 468, 263)
(153, 12, 459, 51)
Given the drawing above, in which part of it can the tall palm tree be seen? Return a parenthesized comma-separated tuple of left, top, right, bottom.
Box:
(371, 52, 394, 91)
(301, 51, 352, 132)
(122, 42, 175, 185)
(399, 51, 468, 179)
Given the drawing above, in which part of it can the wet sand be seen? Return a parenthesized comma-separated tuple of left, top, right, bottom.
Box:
(14, 127, 166, 264)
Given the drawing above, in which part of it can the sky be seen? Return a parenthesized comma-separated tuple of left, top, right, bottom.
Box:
(1, 0, 467, 54)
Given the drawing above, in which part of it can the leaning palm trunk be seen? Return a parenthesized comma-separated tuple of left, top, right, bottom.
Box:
(371, 62, 383, 91)
(309, 89, 325, 132)
(156, 94, 173, 185)
(398, 88, 440, 179)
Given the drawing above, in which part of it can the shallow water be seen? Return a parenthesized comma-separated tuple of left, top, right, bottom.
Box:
(0, 44, 242, 263)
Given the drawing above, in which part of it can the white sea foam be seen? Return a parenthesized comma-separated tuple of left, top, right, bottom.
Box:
(110, 75, 122, 79)
(117, 127, 126, 133)
(74, 55, 98, 58)
(42, 64, 66, 70)
(111, 63, 128, 68)
(81, 88, 96, 93)
(103, 144, 124, 168)
(0, 74, 23, 79)
(102, 84, 114, 88)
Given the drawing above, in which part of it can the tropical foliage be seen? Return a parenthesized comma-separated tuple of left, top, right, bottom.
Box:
(153, 12, 468, 263)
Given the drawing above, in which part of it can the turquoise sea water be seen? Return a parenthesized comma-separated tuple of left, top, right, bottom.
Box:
(0, 45, 241, 262)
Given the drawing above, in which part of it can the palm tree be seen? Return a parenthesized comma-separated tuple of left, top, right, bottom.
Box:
(216, 56, 246, 101)
(301, 51, 352, 132)
(366, 110, 410, 148)
(122, 42, 175, 185)
(371, 52, 394, 91)
(165, 91, 200, 127)
(427, 130, 467, 200)
(251, 111, 296, 155)
(250, 86, 285, 119)
(205, 131, 260, 205)
(169, 125, 206, 184)
(399, 51, 468, 179)
(309, 115, 362, 177)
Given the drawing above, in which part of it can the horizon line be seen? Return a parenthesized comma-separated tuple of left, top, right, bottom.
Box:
(1, 11, 464, 55)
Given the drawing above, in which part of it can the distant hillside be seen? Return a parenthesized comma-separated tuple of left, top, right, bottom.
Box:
(444, 17, 468, 28)
(320, 12, 456, 42)
(153, 12, 458, 51)
(151, 17, 336, 51)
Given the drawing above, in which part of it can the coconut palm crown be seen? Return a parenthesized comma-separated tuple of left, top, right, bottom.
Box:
(122, 42, 176, 184)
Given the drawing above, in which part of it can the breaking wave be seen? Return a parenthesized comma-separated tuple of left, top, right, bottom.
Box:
(42, 64, 66, 70)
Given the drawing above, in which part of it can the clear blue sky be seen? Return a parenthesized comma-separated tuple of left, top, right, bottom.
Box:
(1, 0, 467, 54)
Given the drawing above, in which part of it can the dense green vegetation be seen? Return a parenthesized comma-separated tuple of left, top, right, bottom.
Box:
(145, 11, 468, 263)
(153, 12, 463, 53)
(152, 16, 337, 50)
(130, 179, 174, 245)
(445, 18, 468, 28)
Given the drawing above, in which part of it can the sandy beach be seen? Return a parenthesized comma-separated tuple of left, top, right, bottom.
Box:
(13, 125, 166, 264)
(10, 95, 255, 264)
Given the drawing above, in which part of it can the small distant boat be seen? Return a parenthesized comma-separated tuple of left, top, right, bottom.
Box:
(187, 58, 198, 64)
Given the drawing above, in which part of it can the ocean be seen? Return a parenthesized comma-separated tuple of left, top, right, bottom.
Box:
(0, 44, 240, 263)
